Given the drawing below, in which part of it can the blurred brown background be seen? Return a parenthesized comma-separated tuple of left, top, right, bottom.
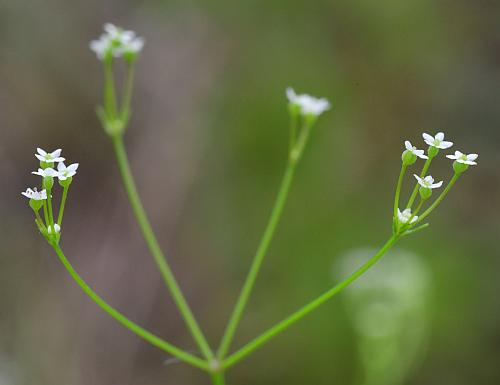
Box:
(0, 0, 499, 384)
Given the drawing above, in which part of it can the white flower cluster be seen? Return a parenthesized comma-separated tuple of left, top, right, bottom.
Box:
(22, 148, 79, 201)
(403, 132, 478, 167)
(90, 23, 144, 60)
(286, 88, 331, 117)
(396, 131, 478, 228)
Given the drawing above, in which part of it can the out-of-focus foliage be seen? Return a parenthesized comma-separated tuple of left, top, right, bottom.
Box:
(0, 0, 498, 384)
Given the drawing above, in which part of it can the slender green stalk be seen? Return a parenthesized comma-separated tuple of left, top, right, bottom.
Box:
(217, 162, 297, 359)
(222, 234, 399, 369)
(46, 188, 56, 232)
(290, 119, 313, 163)
(57, 185, 69, 226)
(34, 211, 47, 232)
(211, 372, 226, 385)
(411, 199, 424, 219)
(43, 200, 49, 226)
(416, 173, 460, 224)
(103, 59, 118, 120)
(288, 109, 298, 153)
(406, 156, 433, 209)
(50, 243, 209, 371)
(393, 164, 407, 227)
(111, 135, 213, 361)
(121, 61, 135, 122)
(402, 223, 429, 236)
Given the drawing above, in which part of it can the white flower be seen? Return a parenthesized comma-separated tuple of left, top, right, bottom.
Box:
(121, 37, 145, 55)
(286, 87, 331, 116)
(47, 224, 61, 234)
(90, 34, 112, 59)
(57, 162, 79, 181)
(21, 187, 47, 200)
(413, 174, 443, 189)
(32, 168, 58, 178)
(422, 132, 453, 149)
(35, 148, 65, 163)
(397, 208, 418, 224)
(404, 141, 428, 159)
(446, 151, 478, 165)
(90, 23, 144, 60)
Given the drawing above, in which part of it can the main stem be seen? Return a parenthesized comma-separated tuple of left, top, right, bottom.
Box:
(222, 234, 399, 369)
(50, 243, 209, 371)
(211, 372, 226, 385)
(218, 161, 297, 359)
(111, 135, 213, 361)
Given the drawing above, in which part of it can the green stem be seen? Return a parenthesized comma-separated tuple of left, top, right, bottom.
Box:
(111, 135, 213, 361)
(34, 211, 47, 232)
(406, 156, 433, 209)
(121, 61, 135, 122)
(211, 372, 226, 385)
(43, 200, 49, 227)
(288, 109, 298, 154)
(46, 188, 55, 232)
(222, 234, 399, 369)
(393, 164, 407, 229)
(218, 162, 297, 359)
(290, 119, 313, 163)
(416, 173, 460, 224)
(57, 185, 69, 226)
(50, 243, 208, 371)
(103, 59, 118, 120)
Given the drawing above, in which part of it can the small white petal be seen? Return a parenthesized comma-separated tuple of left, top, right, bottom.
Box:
(67, 163, 79, 172)
(405, 141, 412, 151)
(435, 132, 444, 141)
(37, 148, 47, 156)
(467, 154, 478, 161)
(286, 87, 297, 102)
(439, 141, 453, 149)
(51, 149, 62, 158)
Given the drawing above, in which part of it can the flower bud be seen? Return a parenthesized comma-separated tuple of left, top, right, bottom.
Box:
(288, 102, 301, 117)
(40, 161, 54, 169)
(123, 50, 138, 63)
(428, 146, 439, 158)
(29, 198, 44, 212)
(43, 176, 54, 190)
(402, 150, 417, 166)
(453, 161, 469, 174)
(59, 176, 72, 188)
(419, 186, 432, 200)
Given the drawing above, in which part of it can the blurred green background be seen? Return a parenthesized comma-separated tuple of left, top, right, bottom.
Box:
(0, 0, 498, 384)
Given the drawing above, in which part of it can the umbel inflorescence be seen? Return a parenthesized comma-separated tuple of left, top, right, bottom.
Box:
(393, 133, 477, 237)
(22, 23, 478, 385)
(22, 148, 78, 243)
